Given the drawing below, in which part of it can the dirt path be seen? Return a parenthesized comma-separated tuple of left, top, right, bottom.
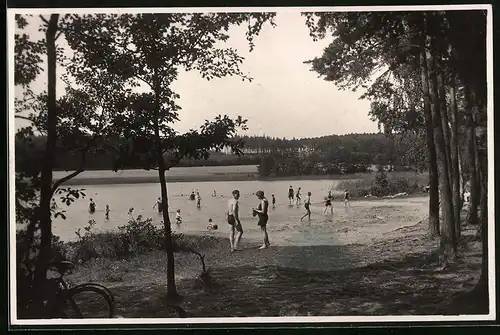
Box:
(62, 201, 486, 318)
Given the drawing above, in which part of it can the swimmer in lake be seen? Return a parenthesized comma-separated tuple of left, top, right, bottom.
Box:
(288, 186, 294, 205)
(153, 197, 163, 213)
(189, 191, 196, 201)
(300, 192, 312, 222)
(105, 204, 110, 220)
(212, 190, 217, 197)
(272, 194, 276, 210)
(227, 189, 243, 252)
(207, 218, 218, 230)
(89, 198, 96, 214)
(253, 190, 270, 250)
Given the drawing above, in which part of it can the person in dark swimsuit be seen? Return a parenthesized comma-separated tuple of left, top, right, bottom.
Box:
(288, 186, 294, 205)
(153, 197, 163, 213)
(89, 198, 96, 214)
(227, 190, 243, 252)
(253, 190, 270, 250)
(324, 191, 334, 215)
(272, 194, 276, 210)
(295, 187, 302, 207)
(344, 189, 350, 207)
(300, 192, 312, 222)
(105, 204, 110, 220)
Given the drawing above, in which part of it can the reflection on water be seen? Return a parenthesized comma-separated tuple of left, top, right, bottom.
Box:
(49, 179, 347, 242)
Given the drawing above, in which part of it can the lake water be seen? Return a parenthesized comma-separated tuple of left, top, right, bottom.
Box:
(51, 179, 352, 243)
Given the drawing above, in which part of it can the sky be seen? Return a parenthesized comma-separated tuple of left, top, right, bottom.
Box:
(13, 11, 380, 139)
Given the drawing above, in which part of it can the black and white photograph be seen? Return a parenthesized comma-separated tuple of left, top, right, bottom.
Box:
(8, 5, 494, 326)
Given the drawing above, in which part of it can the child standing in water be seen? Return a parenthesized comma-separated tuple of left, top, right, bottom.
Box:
(288, 186, 294, 205)
(253, 190, 270, 250)
(300, 192, 312, 222)
(89, 198, 96, 214)
(196, 191, 201, 209)
(295, 187, 302, 207)
(175, 209, 182, 225)
(105, 204, 110, 220)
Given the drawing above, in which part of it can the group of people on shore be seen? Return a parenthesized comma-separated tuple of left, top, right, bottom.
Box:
(225, 186, 351, 252)
(226, 189, 270, 252)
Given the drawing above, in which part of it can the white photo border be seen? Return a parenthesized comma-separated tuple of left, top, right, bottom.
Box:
(7, 4, 495, 326)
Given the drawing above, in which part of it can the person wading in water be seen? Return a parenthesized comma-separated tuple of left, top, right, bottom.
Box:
(323, 190, 334, 216)
(89, 198, 96, 214)
(105, 204, 110, 220)
(295, 187, 302, 207)
(288, 186, 294, 206)
(153, 197, 163, 214)
(344, 189, 351, 208)
(253, 190, 270, 250)
(300, 192, 312, 222)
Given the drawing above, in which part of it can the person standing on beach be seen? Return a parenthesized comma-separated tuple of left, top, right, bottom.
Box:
(253, 190, 270, 250)
(288, 186, 294, 205)
(295, 187, 302, 207)
(272, 194, 276, 210)
(300, 192, 312, 222)
(153, 197, 163, 214)
(89, 198, 96, 214)
(105, 204, 110, 220)
(196, 191, 201, 209)
(324, 191, 334, 216)
(344, 189, 350, 208)
(227, 190, 243, 252)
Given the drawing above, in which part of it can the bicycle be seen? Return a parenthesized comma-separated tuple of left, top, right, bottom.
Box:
(41, 260, 117, 319)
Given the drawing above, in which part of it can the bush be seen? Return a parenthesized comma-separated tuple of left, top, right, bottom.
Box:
(337, 171, 427, 198)
(63, 211, 167, 264)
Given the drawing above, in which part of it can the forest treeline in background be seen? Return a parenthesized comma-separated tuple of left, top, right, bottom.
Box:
(16, 132, 428, 174)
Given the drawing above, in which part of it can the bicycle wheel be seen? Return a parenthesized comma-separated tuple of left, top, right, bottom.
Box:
(54, 283, 117, 319)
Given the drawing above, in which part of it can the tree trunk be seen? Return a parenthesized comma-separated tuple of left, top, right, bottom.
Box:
(437, 72, 453, 187)
(419, 47, 440, 237)
(458, 145, 467, 205)
(34, 14, 59, 287)
(449, 80, 462, 239)
(153, 80, 180, 302)
(474, 118, 488, 310)
(426, 32, 456, 258)
(465, 86, 480, 226)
